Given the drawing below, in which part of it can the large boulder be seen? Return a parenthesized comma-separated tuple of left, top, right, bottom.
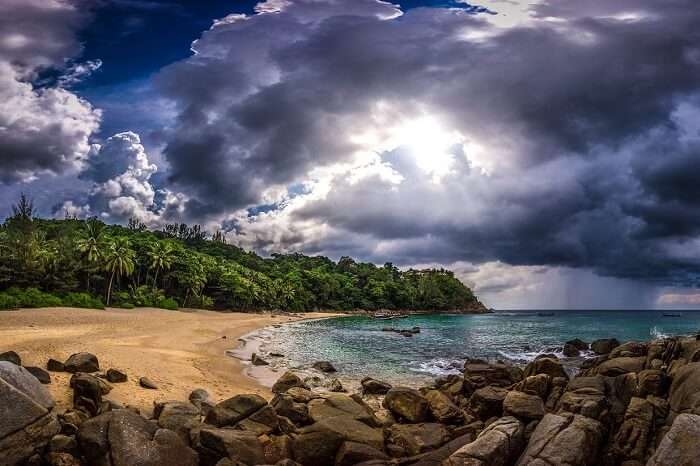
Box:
(308, 394, 380, 427)
(0, 362, 60, 466)
(512, 374, 551, 399)
(425, 389, 464, 424)
(609, 341, 647, 359)
(64, 353, 99, 373)
(77, 409, 198, 466)
(522, 357, 568, 380)
(503, 390, 544, 420)
(0, 351, 21, 366)
(463, 360, 522, 393)
(590, 338, 620, 355)
(443, 416, 524, 466)
(153, 401, 201, 443)
(594, 356, 646, 376)
(386, 423, 450, 457)
(292, 417, 384, 465)
(468, 386, 507, 420)
(668, 362, 700, 415)
(70, 373, 104, 417)
(647, 413, 700, 466)
(197, 427, 265, 465)
(272, 372, 308, 394)
(557, 376, 609, 420)
(638, 369, 669, 397)
(335, 441, 389, 466)
(271, 394, 311, 426)
(610, 397, 654, 464)
(515, 413, 604, 466)
(361, 377, 392, 395)
(383, 387, 430, 423)
(205, 393, 268, 427)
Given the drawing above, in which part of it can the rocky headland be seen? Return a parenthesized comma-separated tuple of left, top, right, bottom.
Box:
(3, 332, 700, 466)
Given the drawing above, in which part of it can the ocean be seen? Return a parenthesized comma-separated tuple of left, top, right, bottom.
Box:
(236, 310, 700, 389)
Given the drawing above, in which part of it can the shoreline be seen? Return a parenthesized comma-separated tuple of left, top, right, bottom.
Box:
(0, 306, 342, 414)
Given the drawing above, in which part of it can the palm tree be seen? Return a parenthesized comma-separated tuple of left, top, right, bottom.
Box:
(76, 219, 105, 292)
(104, 237, 135, 306)
(146, 241, 176, 290)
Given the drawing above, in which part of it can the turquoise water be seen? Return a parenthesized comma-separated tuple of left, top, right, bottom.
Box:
(256, 311, 700, 385)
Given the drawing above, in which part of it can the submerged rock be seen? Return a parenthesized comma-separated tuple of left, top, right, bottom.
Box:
(312, 361, 337, 373)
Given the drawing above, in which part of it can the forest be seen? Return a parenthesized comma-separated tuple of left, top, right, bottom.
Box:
(0, 195, 481, 312)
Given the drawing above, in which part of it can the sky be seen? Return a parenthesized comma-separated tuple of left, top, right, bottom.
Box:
(1, 0, 700, 310)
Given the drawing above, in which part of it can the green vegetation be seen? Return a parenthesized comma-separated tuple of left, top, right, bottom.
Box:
(0, 195, 481, 312)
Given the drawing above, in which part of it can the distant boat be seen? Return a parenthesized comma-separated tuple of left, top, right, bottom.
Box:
(537, 312, 555, 317)
(663, 313, 682, 317)
(372, 312, 408, 320)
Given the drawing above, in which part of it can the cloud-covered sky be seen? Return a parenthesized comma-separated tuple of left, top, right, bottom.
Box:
(2, 0, 700, 309)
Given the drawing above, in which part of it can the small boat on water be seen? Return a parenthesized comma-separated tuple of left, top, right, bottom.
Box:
(537, 312, 555, 317)
(372, 312, 409, 320)
(663, 313, 682, 317)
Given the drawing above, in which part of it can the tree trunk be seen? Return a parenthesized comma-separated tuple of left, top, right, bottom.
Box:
(153, 268, 159, 291)
(106, 269, 115, 306)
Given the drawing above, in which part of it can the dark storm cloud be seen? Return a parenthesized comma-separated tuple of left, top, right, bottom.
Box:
(0, 0, 101, 183)
(155, 0, 700, 286)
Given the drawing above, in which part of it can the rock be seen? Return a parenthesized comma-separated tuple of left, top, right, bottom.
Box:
(386, 422, 450, 456)
(271, 394, 311, 426)
(272, 371, 308, 394)
(154, 401, 201, 443)
(563, 343, 580, 357)
(557, 375, 609, 420)
(425, 389, 464, 424)
(205, 393, 268, 427)
(294, 416, 384, 463)
(252, 353, 269, 366)
(595, 356, 646, 376)
(384, 387, 430, 423)
(308, 393, 381, 427)
(443, 416, 524, 466)
(647, 413, 700, 466)
(335, 441, 390, 466)
(261, 434, 293, 464)
(313, 361, 337, 373)
(638, 369, 669, 397)
(25, 366, 51, 384)
(512, 374, 551, 399)
(69, 373, 104, 416)
(515, 413, 604, 466)
(46, 452, 81, 466)
(287, 387, 320, 403)
(79, 409, 197, 466)
(610, 397, 654, 463)
(106, 368, 127, 383)
(591, 338, 620, 355)
(0, 351, 21, 365)
(361, 377, 392, 395)
(197, 427, 265, 465)
(236, 405, 280, 435)
(47, 359, 65, 372)
(503, 390, 544, 420)
(49, 434, 78, 454)
(63, 352, 99, 373)
(669, 362, 700, 415)
(328, 378, 347, 392)
(463, 360, 522, 392)
(189, 388, 209, 405)
(609, 341, 647, 359)
(522, 357, 568, 380)
(566, 338, 589, 351)
(139, 376, 158, 389)
(0, 361, 60, 466)
(468, 386, 508, 420)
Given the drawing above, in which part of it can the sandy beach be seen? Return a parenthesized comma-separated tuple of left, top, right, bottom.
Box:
(0, 307, 340, 414)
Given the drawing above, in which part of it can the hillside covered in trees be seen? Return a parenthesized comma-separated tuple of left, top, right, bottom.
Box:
(0, 195, 485, 312)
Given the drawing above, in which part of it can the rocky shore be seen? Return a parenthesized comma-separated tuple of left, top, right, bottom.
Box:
(2, 333, 700, 466)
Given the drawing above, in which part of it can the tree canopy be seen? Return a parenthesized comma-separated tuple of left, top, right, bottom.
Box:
(0, 197, 483, 312)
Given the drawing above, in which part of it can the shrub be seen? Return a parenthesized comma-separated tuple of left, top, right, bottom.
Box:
(62, 292, 105, 310)
(157, 297, 178, 310)
(0, 293, 20, 310)
(120, 302, 135, 309)
(3, 287, 62, 308)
